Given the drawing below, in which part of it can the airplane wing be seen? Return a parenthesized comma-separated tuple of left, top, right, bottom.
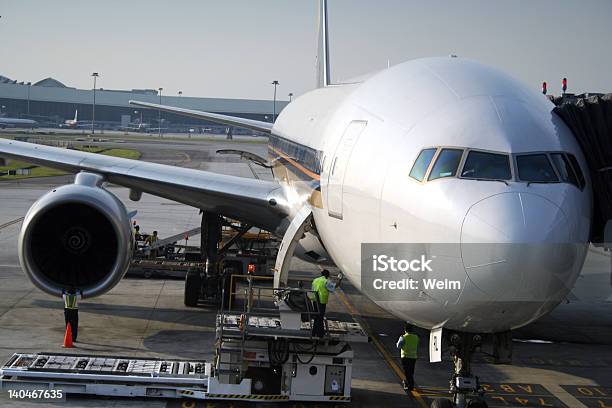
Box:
(129, 100, 273, 134)
(0, 138, 290, 234)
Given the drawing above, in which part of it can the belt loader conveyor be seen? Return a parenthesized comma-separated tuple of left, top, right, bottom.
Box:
(0, 353, 210, 399)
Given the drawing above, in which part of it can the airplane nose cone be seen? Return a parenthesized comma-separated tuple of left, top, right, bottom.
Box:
(462, 192, 570, 243)
(461, 192, 578, 302)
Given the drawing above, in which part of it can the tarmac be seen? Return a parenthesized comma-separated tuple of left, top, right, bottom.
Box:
(0, 134, 611, 407)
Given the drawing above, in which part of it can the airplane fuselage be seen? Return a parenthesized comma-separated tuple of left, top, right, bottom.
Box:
(269, 57, 592, 333)
(0, 117, 38, 129)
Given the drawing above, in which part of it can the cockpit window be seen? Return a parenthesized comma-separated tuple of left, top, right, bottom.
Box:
(566, 154, 586, 189)
(408, 147, 586, 187)
(550, 153, 579, 188)
(409, 148, 436, 181)
(428, 149, 463, 181)
(516, 154, 558, 182)
(461, 151, 511, 180)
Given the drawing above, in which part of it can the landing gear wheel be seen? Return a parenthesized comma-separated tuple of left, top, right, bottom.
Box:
(184, 268, 202, 307)
(431, 398, 454, 408)
(467, 398, 488, 408)
(447, 332, 485, 408)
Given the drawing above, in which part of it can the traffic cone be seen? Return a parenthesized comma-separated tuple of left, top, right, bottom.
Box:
(63, 323, 73, 348)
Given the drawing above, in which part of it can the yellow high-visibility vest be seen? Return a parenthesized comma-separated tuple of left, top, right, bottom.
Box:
(400, 333, 419, 359)
(311, 276, 329, 304)
(63, 293, 78, 309)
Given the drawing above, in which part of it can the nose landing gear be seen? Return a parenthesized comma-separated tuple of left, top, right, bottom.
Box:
(431, 332, 487, 408)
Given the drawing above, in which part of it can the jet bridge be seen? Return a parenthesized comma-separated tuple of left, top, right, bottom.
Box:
(553, 93, 612, 244)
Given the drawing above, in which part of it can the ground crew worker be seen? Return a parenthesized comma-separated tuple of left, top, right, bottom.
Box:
(310, 269, 342, 337)
(396, 322, 419, 391)
(63, 288, 82, 342)
(144, 230, 159, 258)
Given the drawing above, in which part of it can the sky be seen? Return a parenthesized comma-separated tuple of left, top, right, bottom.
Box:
(1, 0, 611, 101)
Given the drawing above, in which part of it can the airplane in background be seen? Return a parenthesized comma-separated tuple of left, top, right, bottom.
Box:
(0, 116, 38, 129)
(0, 1, 596, 403)
(119, 122, 152, 132)
(59, 109, 87, 128)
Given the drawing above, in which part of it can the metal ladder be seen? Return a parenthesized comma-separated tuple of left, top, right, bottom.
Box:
(214, 272, 255, 383)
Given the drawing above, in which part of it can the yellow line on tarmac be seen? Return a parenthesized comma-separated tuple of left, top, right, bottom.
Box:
(336, 289, 428, 408)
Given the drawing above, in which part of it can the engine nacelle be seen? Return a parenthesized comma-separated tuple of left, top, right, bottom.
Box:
(18, 172, 133, 298)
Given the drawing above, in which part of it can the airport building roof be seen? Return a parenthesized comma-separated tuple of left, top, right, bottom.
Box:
(33, 77, 72, 88)
(0, 74, 287, 115)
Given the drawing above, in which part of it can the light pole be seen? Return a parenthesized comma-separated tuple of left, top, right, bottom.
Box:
(158, 87, 163, 137)
(26, 82, 31, 116)
(134, 110, 143, 124)
(91, 72, 99, 134)
(288, 92, 293, 103)
(271, 80, 279, 122)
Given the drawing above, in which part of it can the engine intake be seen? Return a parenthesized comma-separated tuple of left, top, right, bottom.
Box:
(19, 172, 133, 298)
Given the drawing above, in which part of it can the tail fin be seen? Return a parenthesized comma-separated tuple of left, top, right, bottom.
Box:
(316, 0, 330, 88)
(74, 110, 78, 121)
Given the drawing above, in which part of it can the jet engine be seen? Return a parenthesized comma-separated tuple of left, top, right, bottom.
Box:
(18, 172, 133, 298)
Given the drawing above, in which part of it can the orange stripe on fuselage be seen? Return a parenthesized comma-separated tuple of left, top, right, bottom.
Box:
(269, 145, 321, 181)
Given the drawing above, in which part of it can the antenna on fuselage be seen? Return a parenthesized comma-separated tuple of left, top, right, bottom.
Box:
(316, 0, 331, 88)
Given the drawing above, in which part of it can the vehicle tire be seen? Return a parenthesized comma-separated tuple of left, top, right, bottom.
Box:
(431, 398, 454, 408)
(184, 268, 202, 307)
(467, 398, 488, 408)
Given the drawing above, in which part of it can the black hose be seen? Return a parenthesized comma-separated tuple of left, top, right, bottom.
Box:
(268, 338, 290, 365)
(295, 340, 317, 364)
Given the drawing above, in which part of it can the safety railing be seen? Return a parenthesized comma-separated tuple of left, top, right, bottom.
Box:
(215, 273, 323, 382)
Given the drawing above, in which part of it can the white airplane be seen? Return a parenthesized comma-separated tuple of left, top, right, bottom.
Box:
(0, 116, 38, 129)
(0, 1, 594, 402)
(119, 122, 151, 132)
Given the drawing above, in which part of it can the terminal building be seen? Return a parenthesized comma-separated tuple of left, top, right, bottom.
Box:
(0, 75, 288, 133)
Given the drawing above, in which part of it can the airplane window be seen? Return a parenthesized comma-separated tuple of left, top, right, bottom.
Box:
(566, 153, 586, 189)
(461, 151, 511, 180)
(550, 153, 579, 188)
(516, 154, 558, 182)
(409, 148, 436, 181)
(428, 149, 463, 181)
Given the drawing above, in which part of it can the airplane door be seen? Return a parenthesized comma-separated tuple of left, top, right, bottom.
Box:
(327, 120, 367, 219)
